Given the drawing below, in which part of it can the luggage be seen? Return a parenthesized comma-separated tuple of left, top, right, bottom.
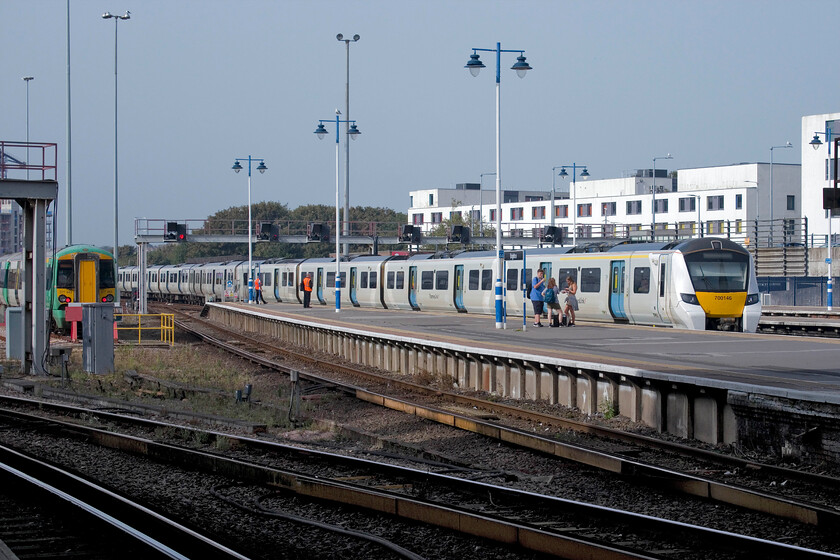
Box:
(551, 314, 561, 328)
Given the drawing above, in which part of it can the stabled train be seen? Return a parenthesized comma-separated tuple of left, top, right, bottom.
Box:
(118, 238, 761, 332)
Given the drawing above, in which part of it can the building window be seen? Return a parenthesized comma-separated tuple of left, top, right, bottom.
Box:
(470, 209, 481, 222)
(679, 221, 696, 234)
(489, 209, 496, 222)
(524, 195, 544, 202)
(431, 212, 442, 224)
(556, 205, 568, 218)
(735, 219, 742, 233)
(627, 200, 642, 215)
(409, 196, 413, 208)
(735, 194, 742, 210)
(428, 194, 434, 206)
(577, 203, 592, 217)
(787, 195, 795, 211)
(653, 199, 668, 214)
(412, 214, 423, 225)
(450, 211, 462, 221)
(511, 207, 524, 221)
(601, 202, 616, 216)
(707, 195, 724, 211)
(532, 206, 545, 219)
(679, 197, 696, 212)
(707, 220, 725, 234)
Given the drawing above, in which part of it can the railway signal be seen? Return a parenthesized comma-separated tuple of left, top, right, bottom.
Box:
(166, 222, 187, 242)
(259, 222, 280, 241)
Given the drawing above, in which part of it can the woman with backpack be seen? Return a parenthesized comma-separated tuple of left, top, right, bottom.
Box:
(542, 277, 562, 327)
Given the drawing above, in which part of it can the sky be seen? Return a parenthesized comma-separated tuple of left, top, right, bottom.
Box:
(2, 0, 839, 248)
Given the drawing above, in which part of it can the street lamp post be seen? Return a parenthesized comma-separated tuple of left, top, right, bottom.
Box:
(557, 164, 589, 245)
(315, 111, 361, 313)
(23, 76, 33, 180)
(479, 172, 495, 233)
(769, 141, 793, 245)
(232, 156, 268, 304)
(102, 10, 130, 264)
(809, 132, 838, 310)
(652, 154, 673, 241)
(337, 33, 359, 256)
(465, 42, 532, 329)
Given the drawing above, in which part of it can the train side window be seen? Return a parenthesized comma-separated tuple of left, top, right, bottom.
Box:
(387, 271, 395, 289)
(396, 271, 404, 290)
(580, 267, 601, 292)
(369, 271, 377, 289)
(360, 272, 368, 289)
(633, 267, 651, 293)
(481, 269, 492, 290)
(507, 268, 519, 291)
(263, 273, 271, 287)
(468, 270, 479, 290)
(557, 268, 576, 290)
(421, 271, 434, 290)
(281, 272, 287, 286)
(436, 270, 448, 290)
(327, 272, 336, 287)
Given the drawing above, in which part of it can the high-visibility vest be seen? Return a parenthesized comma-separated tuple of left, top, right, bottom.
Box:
(303, 277, 312, 291)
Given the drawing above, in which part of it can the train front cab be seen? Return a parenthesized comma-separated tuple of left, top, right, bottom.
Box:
(50, 249, 116, 330)
(674, 238, 760, 332)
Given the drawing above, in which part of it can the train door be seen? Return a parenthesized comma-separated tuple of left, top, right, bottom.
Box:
(454, 265, 465, 311)
(657, 255, 673, 325)
(349, 267, 358, 306)
(539, 261, 552, 284)
(316, 267, 324, 303)
(408, 266, 418, 309)
(77, 255, 98, 303)
(609, 260, 628, 321)
(274, 269, 281, 301)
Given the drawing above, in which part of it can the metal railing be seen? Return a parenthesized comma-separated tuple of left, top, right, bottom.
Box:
(115, 313, 174, 346)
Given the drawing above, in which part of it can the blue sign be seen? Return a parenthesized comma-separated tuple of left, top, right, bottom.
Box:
(827, 258, 832, 264)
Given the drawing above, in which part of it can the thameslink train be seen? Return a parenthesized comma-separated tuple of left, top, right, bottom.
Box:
(118, 238, 761, 332)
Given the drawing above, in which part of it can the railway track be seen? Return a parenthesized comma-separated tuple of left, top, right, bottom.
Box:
(0, 398, 835, 560)
(166, 304, 840, 529)
(0, 442, 248, 559)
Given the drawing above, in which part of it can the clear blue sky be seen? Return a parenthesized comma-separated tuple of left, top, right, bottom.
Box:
(2, 0, 837, 248)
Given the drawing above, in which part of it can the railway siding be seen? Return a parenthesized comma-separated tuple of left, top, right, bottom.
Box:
(204, 302, 840, 469)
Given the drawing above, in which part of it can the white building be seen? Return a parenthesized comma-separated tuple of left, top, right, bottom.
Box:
(408, 163, 801, 246)
(801, 112, 840, 242)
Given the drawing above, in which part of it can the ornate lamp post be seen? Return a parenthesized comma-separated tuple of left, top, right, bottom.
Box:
(232, 156, 268, 304)
(557, 164, 589, 245)
(652, 154, 673, 241)
(464, 42, 532, 329)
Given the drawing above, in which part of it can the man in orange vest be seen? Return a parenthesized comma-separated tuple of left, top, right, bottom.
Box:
(254, 275, 266, 304)
(302, 272, 312, 308)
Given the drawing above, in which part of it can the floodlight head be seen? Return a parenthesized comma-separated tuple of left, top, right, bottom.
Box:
(336, 33, 343, 40)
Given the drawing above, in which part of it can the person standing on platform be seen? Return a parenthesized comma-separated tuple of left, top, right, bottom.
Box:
(530, 268, 546, 327)
(562, 276, 578, 326)
(302, 272, 313, 308)
(543, 277, 561, 327)
(254, 275, 266, 304)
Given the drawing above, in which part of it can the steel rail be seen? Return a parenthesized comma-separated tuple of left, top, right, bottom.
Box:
(1, 404, 835, 560)
(171, 312, 840, 528)
(0, 444, 250, 560)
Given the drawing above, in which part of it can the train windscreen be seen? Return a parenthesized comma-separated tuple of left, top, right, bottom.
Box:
(683, 251, 749, 292)
(100, 260, 116, 289)
(56, 261, 74, 289)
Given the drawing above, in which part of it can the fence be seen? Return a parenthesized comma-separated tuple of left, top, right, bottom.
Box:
(758, 277, 839, 307)
(115, 313, 175, 345)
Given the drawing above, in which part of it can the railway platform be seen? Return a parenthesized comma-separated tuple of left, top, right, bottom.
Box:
(203, 300, 840, 468)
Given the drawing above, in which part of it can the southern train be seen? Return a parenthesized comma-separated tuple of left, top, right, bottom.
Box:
(118, 238, 761, 332)
(0, 245, 117, 331)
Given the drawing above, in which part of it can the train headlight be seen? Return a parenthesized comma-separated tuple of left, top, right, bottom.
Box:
(680, 293, 700, 305)
(105, 294, 114, 302)
(745, 293, 760, 305)
(58, 295, 66, 303)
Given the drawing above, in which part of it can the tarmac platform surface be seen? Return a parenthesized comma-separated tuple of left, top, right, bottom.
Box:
(220, 300, 840, 400)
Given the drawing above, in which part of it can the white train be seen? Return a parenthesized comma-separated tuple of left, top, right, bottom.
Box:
(118, 238, 761, 332)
